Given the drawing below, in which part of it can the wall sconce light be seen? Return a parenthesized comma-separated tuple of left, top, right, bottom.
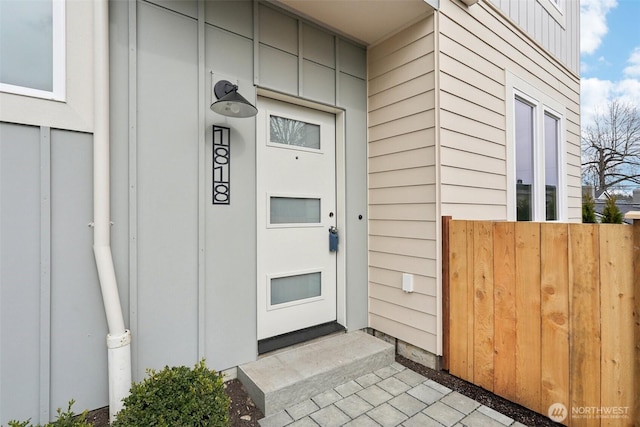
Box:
(210, 80, 258, 118)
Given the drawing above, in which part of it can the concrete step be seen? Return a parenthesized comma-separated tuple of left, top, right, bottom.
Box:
(238, 330, 395, 416)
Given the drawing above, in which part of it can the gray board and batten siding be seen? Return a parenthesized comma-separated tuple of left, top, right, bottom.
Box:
(0, 124, 108, 423)
(0, 1, 368, 424)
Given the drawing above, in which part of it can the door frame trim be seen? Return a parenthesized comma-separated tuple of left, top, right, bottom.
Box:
(256, 87, 347, 332)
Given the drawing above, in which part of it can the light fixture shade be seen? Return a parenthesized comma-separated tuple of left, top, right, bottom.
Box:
(210, 80, 258, 118)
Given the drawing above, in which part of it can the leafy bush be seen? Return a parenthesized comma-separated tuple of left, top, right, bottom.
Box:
(6, 400, 91, 427)
(113, 359, 230, 427)
(582, 193, 597, 223)
(601, 196, 623, 224)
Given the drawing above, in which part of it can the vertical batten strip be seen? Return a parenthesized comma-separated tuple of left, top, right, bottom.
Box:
(298, 20, 303, 97)
(128, 0, 139, 379)
(253, 1, 259, 86)
(197, 0, 206, 361)
(39, 126, 51, 423)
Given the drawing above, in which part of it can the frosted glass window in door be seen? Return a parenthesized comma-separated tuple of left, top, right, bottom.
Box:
(270, 197, 320, 224)
(270, 116, 320, 149)
(271, 272, 321, 305)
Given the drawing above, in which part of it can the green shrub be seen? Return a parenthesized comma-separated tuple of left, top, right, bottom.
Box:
(113, 359, 230, 427)
(582, 193, 597, 223)
(601, 196, 623, 224)
(6, 400, 91, 427)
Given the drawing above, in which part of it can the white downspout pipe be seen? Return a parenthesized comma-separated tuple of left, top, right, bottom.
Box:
(94, 0, 132, 422)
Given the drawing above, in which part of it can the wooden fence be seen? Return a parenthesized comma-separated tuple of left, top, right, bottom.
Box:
(443, 218, 639, 427)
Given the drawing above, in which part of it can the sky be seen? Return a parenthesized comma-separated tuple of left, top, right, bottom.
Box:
(580, 0, 640, 127)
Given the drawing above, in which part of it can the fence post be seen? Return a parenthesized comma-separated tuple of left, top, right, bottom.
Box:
(442, 216, 452, 371)
(626, 211, 640, 425)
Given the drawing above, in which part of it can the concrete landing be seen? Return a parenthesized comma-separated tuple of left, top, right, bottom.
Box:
(238, 331, 395, 416)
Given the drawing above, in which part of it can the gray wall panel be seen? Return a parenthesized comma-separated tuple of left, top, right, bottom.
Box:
(303, 24, 335, 68)
(136, 1, 199, 376)
(204, 25, 257, 370)
(206, 25, 253, 82)
(145, 0, 197, 18)
(338, 74, 368, 331)
(338, 40, 366, 79)
(49, 130, 108, 414)
(259, 3, 297, 54)
(205, 0, 253, 39)
(109, 0, 131, 329)
(0, 123, 41, 424)
(259, 44, 298, 94)
(302, 60, 335, 105)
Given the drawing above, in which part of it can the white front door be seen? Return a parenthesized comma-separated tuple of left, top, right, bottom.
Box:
(257, 97, 337, 340)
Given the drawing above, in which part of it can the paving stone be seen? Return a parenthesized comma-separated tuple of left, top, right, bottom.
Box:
(407, 383, 445, 405)
(355, 372, 382, 388)
(312, 389, 342, 408)
(289, 417, 319, 427)
(334, 394, 374, 419)
(343, 414, 379, 427)
(424, 379, 453, 395)
(440, 391, 480, 415)
(286, 399, 320, 420)
(423, 401, 465, 427)
(511, 422, 528, 427)
(374, 365, 400, 379)
(259, 410, 294, 427)
(377, 376, 411, 396)
(335, 380, 363, 397)
(367, 403, 408, 427)
(460, 411, 507, 427)
(390, 362, 406, 372)
(357, 384, 393, 406)
(477, 405, 514, 425)
(402, 412, 445, 427)
(388, 393, 427, 417)
(309, 405, 351, 427)
(393, 369, 427, 387)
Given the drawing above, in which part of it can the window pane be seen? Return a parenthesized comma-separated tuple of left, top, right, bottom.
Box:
(545, 113, 559, 220)
(270, 116, 320, 149)
(270, 197, 320, 224)
(271, 272, 321, 305)
(0, 0, 53, 91)
(515, 98, 534, 221)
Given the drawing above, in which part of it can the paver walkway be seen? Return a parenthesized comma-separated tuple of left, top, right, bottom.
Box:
(258, 362, 528, 427)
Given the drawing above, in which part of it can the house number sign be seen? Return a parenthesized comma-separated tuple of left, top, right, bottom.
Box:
(212, 125, 230, 205)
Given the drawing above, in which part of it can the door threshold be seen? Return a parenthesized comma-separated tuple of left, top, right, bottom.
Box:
(258, 321, 346, 355)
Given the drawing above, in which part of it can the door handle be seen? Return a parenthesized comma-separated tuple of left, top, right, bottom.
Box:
(329, 226, 339, 252)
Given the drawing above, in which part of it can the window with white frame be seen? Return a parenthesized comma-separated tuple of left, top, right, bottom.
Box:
(0, 0, 65, 100)
(507, 72, 565, 222)
(513, 93, 564, 221)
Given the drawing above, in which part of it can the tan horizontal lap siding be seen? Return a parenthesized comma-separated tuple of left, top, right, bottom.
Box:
(439, 0, 581, 222)
(367, 16, 439, 354)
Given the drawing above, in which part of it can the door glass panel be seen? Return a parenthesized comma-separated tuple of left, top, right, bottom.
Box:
(270, 197, 320, 224)
(270, 115, 320, 149)
(271, 272, 321, 305)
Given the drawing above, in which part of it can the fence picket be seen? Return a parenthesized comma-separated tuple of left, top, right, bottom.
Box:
(540, 223, 569, 425)
(493, 222, 517, 401)
(473, 221, 494, 392)
(515, 222, 542, 413)
(599, 225, 634, 427)
(449, 220, 470, 380)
